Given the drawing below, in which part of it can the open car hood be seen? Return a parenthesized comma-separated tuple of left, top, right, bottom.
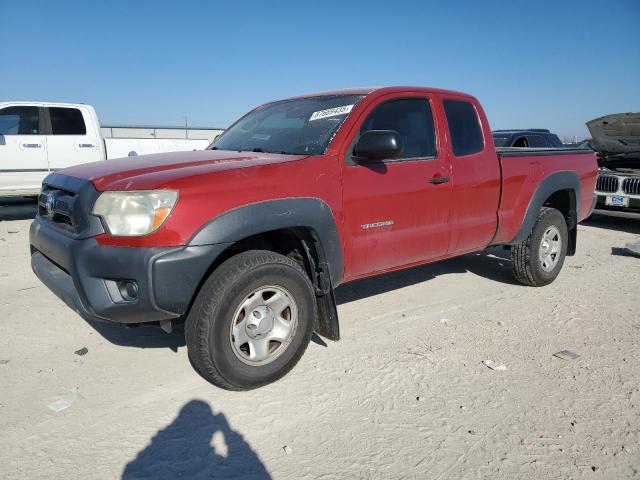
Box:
(586, 112, 640, 157)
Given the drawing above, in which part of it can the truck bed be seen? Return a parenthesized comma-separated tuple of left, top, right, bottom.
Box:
(493, 148, 597, 244)
(100, 125, 225, 159)
(100, 125, 224, 141)
(496, 147, 590, 156)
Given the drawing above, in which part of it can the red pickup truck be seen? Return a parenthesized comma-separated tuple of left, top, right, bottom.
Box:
(30, 87, 597, 390)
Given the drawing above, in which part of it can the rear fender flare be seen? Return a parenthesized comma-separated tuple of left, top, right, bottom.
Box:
(511, 171, 580, 244)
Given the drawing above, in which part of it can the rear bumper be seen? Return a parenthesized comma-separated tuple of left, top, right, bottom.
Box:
(30, 217, 229, 324)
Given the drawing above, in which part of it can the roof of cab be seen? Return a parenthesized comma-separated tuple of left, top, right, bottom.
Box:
(0, 101, 90, 109)
(283, 86, 474, 100)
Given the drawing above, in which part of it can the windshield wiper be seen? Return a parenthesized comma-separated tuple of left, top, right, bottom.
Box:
(251, 147, 267, 153)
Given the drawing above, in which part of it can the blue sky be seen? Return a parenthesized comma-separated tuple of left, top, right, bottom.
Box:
(2, 0, 639, 139)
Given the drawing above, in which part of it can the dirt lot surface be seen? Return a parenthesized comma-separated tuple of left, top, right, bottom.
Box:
(1, 199, 639, 479)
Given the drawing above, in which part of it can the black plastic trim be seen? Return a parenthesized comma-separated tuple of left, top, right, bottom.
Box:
(30, 217, 229, 323)
(510, 171, 580, 244)
(189, 198, 344, 285)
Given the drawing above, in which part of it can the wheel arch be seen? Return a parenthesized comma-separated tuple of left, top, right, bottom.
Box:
(187, 198, 343, 340)
(511, 171, 580, 255)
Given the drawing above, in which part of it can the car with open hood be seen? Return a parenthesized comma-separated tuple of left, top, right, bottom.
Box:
(587, 113, 640, 212)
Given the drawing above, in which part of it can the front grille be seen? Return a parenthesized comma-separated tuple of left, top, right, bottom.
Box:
(623, 177, 640, 195)
(38, 185, 77, 231)
(35, 173, 104, 238)
(596, 175, 619, 193)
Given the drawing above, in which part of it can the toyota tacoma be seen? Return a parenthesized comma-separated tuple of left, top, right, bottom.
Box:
(30, 87, 598, 390)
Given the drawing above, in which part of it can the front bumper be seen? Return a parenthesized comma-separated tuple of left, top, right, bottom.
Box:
(30, 217, 229, 324)
(595, 194, 640, 213)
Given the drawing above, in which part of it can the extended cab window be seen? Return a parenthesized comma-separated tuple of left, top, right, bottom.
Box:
(213, 94, 364, 155)
(359, 98, 436, 159)
(49, 107, 87, 135)
(443, 100, 484, 156)
(0, 106, 40, 135)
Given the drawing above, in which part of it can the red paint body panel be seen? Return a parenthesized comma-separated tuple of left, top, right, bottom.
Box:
(56, 86, 598, 284)
(492, 152, 598, 244)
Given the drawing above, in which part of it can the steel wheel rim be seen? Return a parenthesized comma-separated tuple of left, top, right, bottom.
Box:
(539, 225, 562, 272)
(229, 285, 298, 366)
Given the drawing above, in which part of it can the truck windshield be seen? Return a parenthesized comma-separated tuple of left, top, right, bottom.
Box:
(212, 95, 365, 155)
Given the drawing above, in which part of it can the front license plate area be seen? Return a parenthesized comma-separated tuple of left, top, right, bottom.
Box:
(606, 195, 629, 207)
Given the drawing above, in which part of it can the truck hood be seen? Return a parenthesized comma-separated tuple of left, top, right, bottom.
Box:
(586, 112, 640, 157)
(60, 149, 308, 190)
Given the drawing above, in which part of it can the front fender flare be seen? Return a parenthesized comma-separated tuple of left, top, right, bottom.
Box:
(188, 198, 344, 286)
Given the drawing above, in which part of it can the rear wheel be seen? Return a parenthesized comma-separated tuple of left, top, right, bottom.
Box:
(512, 207, 568, 287)
(185, 250, 316, 390)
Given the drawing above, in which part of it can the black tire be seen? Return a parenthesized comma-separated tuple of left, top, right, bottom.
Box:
(511, 207, 568, 287)
(185, 250, 316, 390)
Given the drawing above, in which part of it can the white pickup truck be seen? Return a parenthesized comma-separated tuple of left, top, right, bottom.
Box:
(0, 101, 224, 196)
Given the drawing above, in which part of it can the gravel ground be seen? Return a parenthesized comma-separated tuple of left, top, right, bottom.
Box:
(1, 199, 639, 480)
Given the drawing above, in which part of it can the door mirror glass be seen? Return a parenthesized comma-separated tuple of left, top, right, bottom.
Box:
(353, 130, 403, 161)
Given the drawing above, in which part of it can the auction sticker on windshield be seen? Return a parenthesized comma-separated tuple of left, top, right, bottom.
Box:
(309, 105, 354, 121)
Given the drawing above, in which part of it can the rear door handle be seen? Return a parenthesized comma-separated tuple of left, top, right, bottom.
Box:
(23, 143, 42, 148)
(428, 176, 449, 184)
(79, 143, 95, 148)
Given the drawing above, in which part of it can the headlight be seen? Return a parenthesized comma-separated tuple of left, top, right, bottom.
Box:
(92, 190, 178, 236)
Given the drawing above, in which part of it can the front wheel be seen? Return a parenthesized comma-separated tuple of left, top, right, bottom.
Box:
(512, 207, 568, 287)
(185, 250, 316, 390)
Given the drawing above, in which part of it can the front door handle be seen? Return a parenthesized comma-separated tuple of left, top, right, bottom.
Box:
(23, 143, 42, 148)
(428, 176, 449, 184)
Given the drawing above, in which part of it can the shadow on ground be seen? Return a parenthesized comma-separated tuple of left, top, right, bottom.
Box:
(0, 197, 38, 221)
(122, 400, 271, 480)
(584, 210, 640, 235)
(85, 320, 187, 350)
(87, 319, 328, 350)
(335, 246, 515, 304)
(85, 247, 515, 350)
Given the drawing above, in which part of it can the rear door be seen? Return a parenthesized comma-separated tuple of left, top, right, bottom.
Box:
(45, 106, 100, 169)
(441, 97, 501, 254)
(0, 105, 49, 193)
(341, 94, 452, 279)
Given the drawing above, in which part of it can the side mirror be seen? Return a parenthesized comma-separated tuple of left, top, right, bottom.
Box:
(353, 130, 402, 161)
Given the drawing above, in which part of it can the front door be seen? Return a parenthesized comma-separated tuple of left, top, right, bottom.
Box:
(341, 95, 452, 280)
(0, 105, 48, 193)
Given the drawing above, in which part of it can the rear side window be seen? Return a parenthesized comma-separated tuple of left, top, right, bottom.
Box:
(527, 135, 552, 148)
(548, 134, 563, 148)
(443, 100, 484, 156)
(49, 107, 87, 135)
(0, 106, 40, 135)
(359, 98, 436, 159)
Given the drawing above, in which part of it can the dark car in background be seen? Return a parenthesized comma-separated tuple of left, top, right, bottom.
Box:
(492, 129, 565, 148)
